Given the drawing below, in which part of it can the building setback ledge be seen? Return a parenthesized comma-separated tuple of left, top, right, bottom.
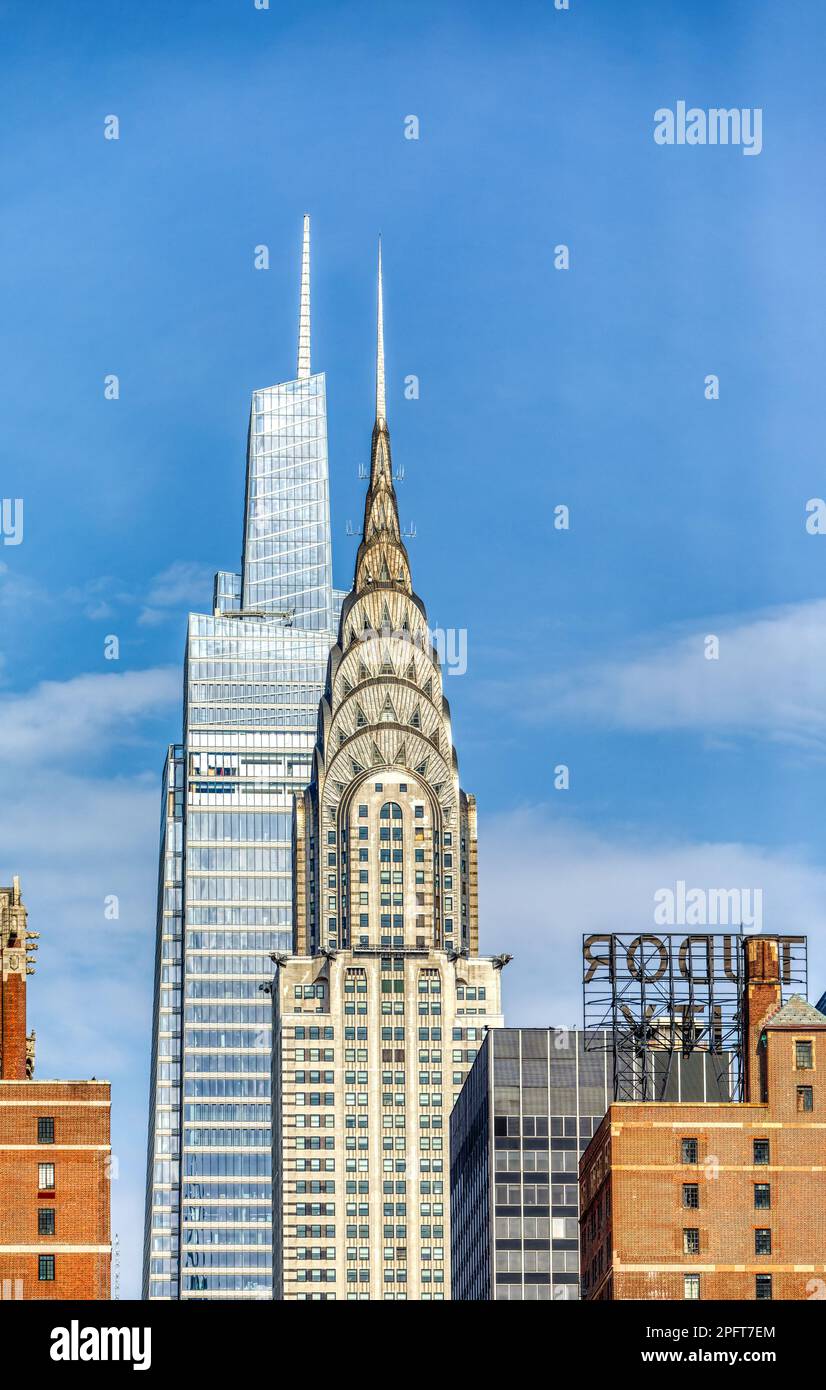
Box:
(614, 1262, 826, 1275)
(0, 1079, 110, 1086)
(0, 1245, 111, 1254)
(0, 1099, 110, 1106)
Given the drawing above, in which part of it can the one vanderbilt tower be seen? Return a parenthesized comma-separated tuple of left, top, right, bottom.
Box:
(272, 245, 508, 1300)
(144, 219, 345, 1301)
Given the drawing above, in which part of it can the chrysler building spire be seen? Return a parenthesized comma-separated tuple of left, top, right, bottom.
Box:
(297, 213, 311, 380)
(375, 235, 386, 423)
(357, 241, 410, 597)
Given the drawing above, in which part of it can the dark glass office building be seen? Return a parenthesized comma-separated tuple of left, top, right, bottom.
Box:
(449, 1027, 731, 1301)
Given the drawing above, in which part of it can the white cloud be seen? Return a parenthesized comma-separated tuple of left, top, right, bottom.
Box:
(0, 559, 44, 614)
(138, 560, 213, 626)
(0, 662, 181, 1296)
(1, 560, 212, 632)
(479, 806, 826, 1028)
(0, 768, 161, 1301)
(0, 666, 179, 764)
(502, 599, 826, 746)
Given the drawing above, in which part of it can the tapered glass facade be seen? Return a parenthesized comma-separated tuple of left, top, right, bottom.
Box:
(241, 375, 336, 630)
(142, 745, 184, 1298)
(174, 613, 340, 1300)
(144, 222, 343, 1299)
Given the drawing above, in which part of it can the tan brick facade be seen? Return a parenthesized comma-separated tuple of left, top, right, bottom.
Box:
(273, 949, 503, 1299)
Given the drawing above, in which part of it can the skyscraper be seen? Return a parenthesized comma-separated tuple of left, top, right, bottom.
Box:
(143, 219, 344, 1300)
(271, 244, 508, 1300)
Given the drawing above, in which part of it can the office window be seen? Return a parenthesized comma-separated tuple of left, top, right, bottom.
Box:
(38, 1208, 55, 1236)
(795, 1040, 813, 1070)
(37, 1117, 55, 1144)
(753, 1139, 770, 1165)
(683, 1228, 700, 1254)
(797, 1085, 813, 1113)
(683, 1274, 700, 1300)
(682, 1184, 699, 1209)
(38, 1163, 55, 1192)
(38, 1255, 55, 1282)
(755, 1274, 772, 1301)
(755, 1228, 772, 1255)
(681, 1138, 698, 1164)
(754, 1183, 770, 1210)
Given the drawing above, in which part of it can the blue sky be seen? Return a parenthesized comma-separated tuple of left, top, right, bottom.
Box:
(2, 0, 825, 1297)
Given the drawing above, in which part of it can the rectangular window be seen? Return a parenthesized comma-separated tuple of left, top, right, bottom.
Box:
(683, 1274, 700, 1300)
(38, 1208, 55, 1236)
(755, 1274, 772, 1301)
(38, 1255, 55, 1282)
(753, 1139, 770, 1165)
(38, 1163, 55, 1192)
(755, 1228, 772, 1255)
(681, 1138, 698, 1164)
(37, 1117, 55, 1144)
(797, 1085, 813, 1112)
(754, 1183, 771, 1210)
(683, 1228, 700, 1254)
(682, 1184, 699, 1209)
(795, 1040, 813, 1070)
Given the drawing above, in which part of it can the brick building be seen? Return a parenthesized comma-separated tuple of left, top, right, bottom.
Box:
(0, 878, 111, 1300)
(580, 937, 826, 1301)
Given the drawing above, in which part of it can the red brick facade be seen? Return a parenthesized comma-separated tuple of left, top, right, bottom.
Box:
(0, 1081, 111, 1300)
(0, 972, 26, 1080)
(0, 880, 111, 1300)
(580, 940, 826, 1301)
(1, 879, 32, 1080)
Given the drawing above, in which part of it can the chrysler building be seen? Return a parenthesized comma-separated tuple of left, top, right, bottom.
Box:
(272, 243, 508, 1300)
